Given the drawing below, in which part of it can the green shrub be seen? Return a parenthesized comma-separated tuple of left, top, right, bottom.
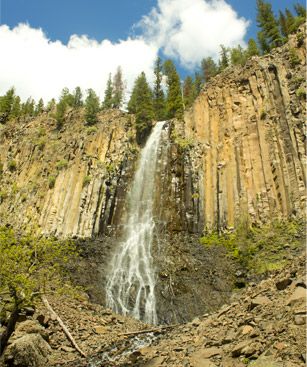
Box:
(289, 48, 300, 67)
(297, 32, 304, 47)
(0, 190, 8, 203)
(296, 87, 306, 99)
(8, 160, 17, 172)
(200, 219, 304, 275)
(55, 159, 68, 170)
(86, 126, 98, 135)
(82, 175, 91, 187)
(48, 175, 56, 189)
(260, 109, 267, 120)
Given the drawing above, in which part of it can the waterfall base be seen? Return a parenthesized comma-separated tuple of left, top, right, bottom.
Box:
(73, 230, 236, 324)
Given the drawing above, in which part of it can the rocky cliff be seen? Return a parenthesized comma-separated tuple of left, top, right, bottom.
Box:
(182, 30, 306, 231)
(0, 109, 139, 238)
(0, 31, 305, 237)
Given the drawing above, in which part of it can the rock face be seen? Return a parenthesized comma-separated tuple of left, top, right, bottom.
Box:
(183, 31, 306, 231)
(0, 110, 137, 238)
(0, 33, 305, 238)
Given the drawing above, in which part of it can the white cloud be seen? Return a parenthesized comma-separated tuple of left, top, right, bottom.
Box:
(0, 1, 249, 101)
(0, 23, 158, 102)
(138, 0, 249, 69)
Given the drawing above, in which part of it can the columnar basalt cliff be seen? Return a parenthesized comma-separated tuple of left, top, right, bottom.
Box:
(182, 31, 306, 231)
(0, 110, 138, 238)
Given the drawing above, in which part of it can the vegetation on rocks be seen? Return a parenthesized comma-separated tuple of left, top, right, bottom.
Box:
(200, 219, 305, 276)
(0, 227, 79, 355)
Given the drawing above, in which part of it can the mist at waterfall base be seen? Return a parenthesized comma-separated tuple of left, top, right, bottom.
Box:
(106, 121, 166, 325)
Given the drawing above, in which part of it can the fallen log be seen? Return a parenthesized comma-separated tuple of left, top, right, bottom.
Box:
(41, 295, 86, 358)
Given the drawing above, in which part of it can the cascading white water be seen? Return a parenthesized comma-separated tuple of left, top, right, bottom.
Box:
(106, 121, 166, 325)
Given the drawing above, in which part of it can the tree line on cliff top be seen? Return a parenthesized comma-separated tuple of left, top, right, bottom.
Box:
(0, 1, 305, 139)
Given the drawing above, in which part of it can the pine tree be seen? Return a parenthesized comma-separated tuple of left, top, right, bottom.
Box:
(201, 57, 218, 83)
(102, 74, 113, 109)
(21, 97, 35, 117)
(112, 66, 124, 109)
(10, 95, 21, 119)
(218, 45, 229, 71)
(34, 98, 44, 116)
(0, 87, 15, 123)
(279, 10, 289, 38)
(54, 100, 66, 129)
(257, 31, 271, 54)
(230, 45, 246, 66)
(85, 88, 100, 125)
(294, 3, 306, 18)
(256, 0, 283, 50)
(73, 86, 83, 107)
(163, 60, 183, 120)
(153, 57, 166, 121)
(183, 76, 195, 109)
(59, 87, 74, 107)
(46, 99, 56, 112)
(193, 72, 203, 99)
(128, 72, 154, 144)
(246, 38, 260, 58)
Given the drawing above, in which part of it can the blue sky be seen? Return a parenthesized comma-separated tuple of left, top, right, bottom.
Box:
(2, 0, 303, 43)
(0, 0, 304, 101)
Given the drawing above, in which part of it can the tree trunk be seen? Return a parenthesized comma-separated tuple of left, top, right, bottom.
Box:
(0, 305, 20, 356)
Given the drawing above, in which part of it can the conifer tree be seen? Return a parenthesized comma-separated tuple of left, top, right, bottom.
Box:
(193, 72, 203, 99)
(21, 97, 35, 117)
(85, 88, 100, 125)
(73, 86, 83, 107)
(257, 31, 271, 54)
(60, 87, 74, 107)
(11, 96, 21, 119)
(230, 45, 246, 66)
(102, 74, 113, 109)
(183, 76, 195, 109)
(246, 38, 260, 57)
(294, 3, 306, 18)
(285, 8, 296, 34)
(112, 66, 124, 109)
(0, 87, 15, 123)
(46, 98, 56, 112)
(201, 57, 218, 83)
(218, 45, 230, 71)
(54, 99, 66, 129)
(128, 72, 154, 144)
(163, 60, 183, 120)
(153, 57, 166, 121)
(34, 98, 44, 116)
(256, 0, 283, 50)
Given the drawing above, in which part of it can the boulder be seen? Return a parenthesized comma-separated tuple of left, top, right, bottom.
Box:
(3, 333, 51, 367)
(12, 320, 49, 341)
(287, 286, 306, 306)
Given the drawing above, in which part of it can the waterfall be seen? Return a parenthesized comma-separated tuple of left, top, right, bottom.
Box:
(106, 121, 166, 324)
